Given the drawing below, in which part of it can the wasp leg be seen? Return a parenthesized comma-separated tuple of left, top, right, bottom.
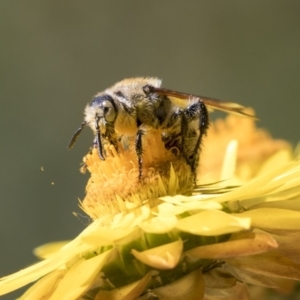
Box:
(162, 109, 191, 163)
(179, 111, 189, 160)
(184, 100, 209, 176)
(95, 116, 105, 160)
(135, 129, 144, 180)
(105, 123, 119, 154)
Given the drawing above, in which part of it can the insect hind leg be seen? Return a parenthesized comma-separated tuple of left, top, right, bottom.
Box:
(183, 100, 209, 176)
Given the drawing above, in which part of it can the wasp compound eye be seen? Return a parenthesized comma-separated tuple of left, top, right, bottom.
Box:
(101, 100, 116, 123)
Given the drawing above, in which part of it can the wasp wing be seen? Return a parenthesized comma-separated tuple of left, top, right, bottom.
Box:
(148, 87, 256, 118)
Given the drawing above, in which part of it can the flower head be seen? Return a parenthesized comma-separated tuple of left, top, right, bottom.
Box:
(1, 113, 299, 299)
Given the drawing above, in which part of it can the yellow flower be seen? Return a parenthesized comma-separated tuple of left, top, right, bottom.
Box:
(0, 113, 299, 299)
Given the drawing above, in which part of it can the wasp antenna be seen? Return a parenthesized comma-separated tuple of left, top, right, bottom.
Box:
(95, 117, 105, 160)
(68, 121, 87, 149)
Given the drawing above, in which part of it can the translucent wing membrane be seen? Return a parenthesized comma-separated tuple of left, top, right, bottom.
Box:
(145, 86, 256, 118)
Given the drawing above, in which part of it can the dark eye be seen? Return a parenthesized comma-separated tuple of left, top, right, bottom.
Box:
(102, 100, 116, 122)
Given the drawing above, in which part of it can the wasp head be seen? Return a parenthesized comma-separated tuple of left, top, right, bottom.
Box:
(68, 94, 118, 160)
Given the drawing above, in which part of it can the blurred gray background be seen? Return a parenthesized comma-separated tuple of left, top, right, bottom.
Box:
(0, 1, 299, 299)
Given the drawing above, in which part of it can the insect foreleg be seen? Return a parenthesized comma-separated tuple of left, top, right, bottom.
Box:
(135, 129, 144, 179)
(95, 117, 105, 160)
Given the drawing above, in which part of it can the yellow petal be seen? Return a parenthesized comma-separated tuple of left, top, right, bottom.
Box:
(220, 140, 238, 181)
(139, 203, 178, 233)
(64, 217, 130, 247)
(177, 200, 223, 212)
(176, 210, 251, 236)
(131, 239, 183, 269)
(34, 241, 70, 259)
(0, 255, 69, 296)
(19, 269, 65, 299)
(270, 235, 300, 263)
(155, 202, 177, 216)
(224, 263, 294, 289)
(247, 198, 300, 211)
(80, 227, 139, 245)
(234, 208, 300, 233)
(215, 161, 300, 204)
(48, 250, 111, 300)
(203, 268, 236, 289)
(139, 216, 178, 233)
(96, 271, 158, 300)
(111, 206, 150, 229)
(204, 281, 249, 300)
(257, 149, 293, 175)
(152, 269, 205, 300)
(186, 232, 277, 261)
(160, 195, 223, 213)
(0, 224, 109, 297)
(225, 250, 300, 280)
